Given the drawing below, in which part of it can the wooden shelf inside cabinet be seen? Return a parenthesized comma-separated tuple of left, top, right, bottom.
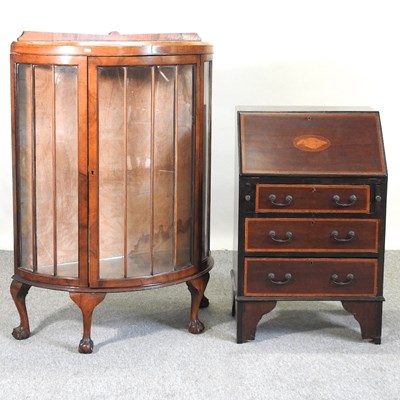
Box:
(233, 107, 387, 345)
(10, 32, 213, 353)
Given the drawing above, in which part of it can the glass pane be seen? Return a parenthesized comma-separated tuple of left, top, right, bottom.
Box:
(15, 64, 79, 277)
(54, 66, 79, 277)
(202, 61, 212, 259)
(153, 66, 176, 274)
(34, 65, 55, 271)
(126, 67, 152, 277)
(16, 64, 34, 271)
(175, 65, 194, 269)
(97, 64, 195, 280)
(98, 67, 125, 278)
(16, 64, 78, 277)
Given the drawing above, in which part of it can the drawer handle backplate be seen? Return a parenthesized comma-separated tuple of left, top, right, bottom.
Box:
(269, 230, 293, 243)
(331, 273, 355, 286)
(330, 230, 356, 242)
(267, 272, 292, 285)
(268, 194, 293, 207)
(332, 194, 357, 207)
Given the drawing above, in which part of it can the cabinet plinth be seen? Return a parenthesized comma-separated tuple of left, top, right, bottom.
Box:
(10, 31, 213, 353)
(233, 107, 387, 344)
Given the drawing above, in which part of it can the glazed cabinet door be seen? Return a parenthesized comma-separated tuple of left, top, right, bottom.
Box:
(11, 55, 88, 286)
(88, 55, 210, 288)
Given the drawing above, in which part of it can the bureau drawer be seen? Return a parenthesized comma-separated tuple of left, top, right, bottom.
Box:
(245, 218, 379, 252)
(244, 258, 378, 297)
(256, 184, 370, 213)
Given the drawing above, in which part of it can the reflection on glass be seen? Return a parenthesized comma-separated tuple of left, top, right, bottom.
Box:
(15, 64, 79, 277)
(98, 64, 194, 279)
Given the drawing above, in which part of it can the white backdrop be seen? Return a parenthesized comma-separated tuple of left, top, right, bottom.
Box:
(0, 0, 399, 250)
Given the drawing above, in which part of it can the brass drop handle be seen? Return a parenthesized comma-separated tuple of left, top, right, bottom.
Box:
(267, 272, 292, 285)
(269, 230, 293, 243)
(331, 273, 355, 285)
(332, 194, 357, 207)
(269, 194, 293, 207)
(330, 230, 356, 242)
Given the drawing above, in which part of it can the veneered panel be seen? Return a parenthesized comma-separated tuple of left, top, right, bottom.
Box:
(240, 112, 386, 175)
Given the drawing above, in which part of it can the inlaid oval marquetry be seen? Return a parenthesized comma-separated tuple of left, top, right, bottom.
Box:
(293, 135, 331, 152)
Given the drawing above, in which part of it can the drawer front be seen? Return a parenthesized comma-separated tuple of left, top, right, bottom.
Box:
(245, 218, 379, 252)
(244, 258, 378, 297)
(256, 184, 370, 213)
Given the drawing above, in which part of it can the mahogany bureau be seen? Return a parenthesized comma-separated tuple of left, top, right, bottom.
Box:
(232, 107, 387, 344)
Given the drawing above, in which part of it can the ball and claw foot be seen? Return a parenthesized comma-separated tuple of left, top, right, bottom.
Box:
(12, 325, 30, 340)
(187, 273, 210, 335)
(188, 319, 205, 334)
(79, 338, 94, 354)
(10, 280, 31, 342)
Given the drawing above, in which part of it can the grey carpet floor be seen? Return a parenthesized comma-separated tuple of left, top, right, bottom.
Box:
(1, 250, 400, 399)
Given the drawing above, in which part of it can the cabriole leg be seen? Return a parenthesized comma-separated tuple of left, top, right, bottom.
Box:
(10, 280, 31, 340)
(186, 272, 210, 334)
(70, 292, 106, 354)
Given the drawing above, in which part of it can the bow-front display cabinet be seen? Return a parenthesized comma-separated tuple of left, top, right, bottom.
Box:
(10, 32, 213, 353)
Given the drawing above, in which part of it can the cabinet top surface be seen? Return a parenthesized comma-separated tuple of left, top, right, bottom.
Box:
(11, 31, 213, 56)
(239, 109, 387, 176)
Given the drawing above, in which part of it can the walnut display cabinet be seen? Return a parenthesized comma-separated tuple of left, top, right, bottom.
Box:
(232, 107, 387, 344)
(10, 32, 213, 353)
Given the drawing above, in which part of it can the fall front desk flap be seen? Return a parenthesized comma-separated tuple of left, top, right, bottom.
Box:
(238, 108, 387, 176)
